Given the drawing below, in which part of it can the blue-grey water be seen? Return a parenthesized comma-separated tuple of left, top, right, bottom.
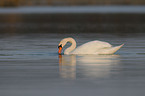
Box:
(0, 33, 145, 96)
(0, 6, 145, 96)
(0, 6, 145, 14)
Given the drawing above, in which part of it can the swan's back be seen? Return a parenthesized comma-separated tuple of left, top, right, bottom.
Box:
(71, 40, 112, 54)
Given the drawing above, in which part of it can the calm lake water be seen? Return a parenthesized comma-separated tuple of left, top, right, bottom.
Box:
(0, 33, 145, 96)
(0, 6, 145, 96)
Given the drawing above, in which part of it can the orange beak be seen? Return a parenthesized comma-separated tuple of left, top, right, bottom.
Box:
(58, 45, 62, 54)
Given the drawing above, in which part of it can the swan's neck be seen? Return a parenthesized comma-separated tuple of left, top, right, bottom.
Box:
(64, 38, 76, 54)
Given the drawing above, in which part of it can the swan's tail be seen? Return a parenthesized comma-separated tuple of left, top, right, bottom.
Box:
(98, 44, 124, 55)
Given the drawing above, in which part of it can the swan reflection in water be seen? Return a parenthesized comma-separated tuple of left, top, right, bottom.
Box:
(59, 55, 76, 79)
(59, 54, 120, 79)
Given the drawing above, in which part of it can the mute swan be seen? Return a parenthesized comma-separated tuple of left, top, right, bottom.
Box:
(58, 37, 124, 55)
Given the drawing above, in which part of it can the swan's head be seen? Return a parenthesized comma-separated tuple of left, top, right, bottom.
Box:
(58, 37, 76, 54)
(58, 44, 62, 54)
(58, 38, 68, 54)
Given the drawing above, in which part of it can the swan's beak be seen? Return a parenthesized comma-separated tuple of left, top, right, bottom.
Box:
(58, 45, 62, 54)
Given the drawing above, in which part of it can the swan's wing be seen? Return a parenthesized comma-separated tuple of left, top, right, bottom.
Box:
(98, 44, 124, 54)
(71, 40, 112, 54)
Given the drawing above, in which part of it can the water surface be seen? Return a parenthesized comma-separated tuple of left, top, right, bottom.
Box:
(0, 6, 145, 14)
(0, 32, 145, 96)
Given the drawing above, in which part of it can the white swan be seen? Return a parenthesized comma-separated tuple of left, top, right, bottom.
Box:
(58, 37, 124, 55)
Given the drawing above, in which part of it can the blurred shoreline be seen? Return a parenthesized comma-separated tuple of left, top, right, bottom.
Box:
(1, 0, 145, 7)
(0, 5, 145, 34)
(0, 13, 145, 34)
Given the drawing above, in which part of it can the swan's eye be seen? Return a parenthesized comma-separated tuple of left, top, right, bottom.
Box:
(58, 44, 62, 48)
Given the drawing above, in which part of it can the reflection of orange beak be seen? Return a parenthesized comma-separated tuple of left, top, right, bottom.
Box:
(58, 46, 62, 54)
